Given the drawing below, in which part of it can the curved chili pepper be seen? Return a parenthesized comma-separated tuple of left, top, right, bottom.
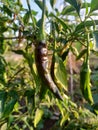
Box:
(80, 62, 93, 104)
(35, 41, 63, 100)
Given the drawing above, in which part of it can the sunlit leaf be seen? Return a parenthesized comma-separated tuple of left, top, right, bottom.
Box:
(0, 123, 7, 130)
(89, 41, 94, 49)
(51, 53, 67, 91)
(31, 10, 38, 16)
(84, 0, 89, 15)
(61, 48, 69, 61)
(76, 49, 87, 60)
(34, 108, 44, 127)
(60, 112, 69, 126)
(71, 46, 79, 56)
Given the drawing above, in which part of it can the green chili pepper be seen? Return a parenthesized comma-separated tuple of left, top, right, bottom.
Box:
(80, 62, 93, 104)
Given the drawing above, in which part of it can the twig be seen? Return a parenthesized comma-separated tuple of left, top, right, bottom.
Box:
(0, 36, 19, 40)
(8, 67, 25, 83)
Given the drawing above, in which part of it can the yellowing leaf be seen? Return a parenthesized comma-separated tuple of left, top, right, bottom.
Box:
(34, 108, 44, 128)
(1, 123, 7, 130)
(60, 112, 69, 126)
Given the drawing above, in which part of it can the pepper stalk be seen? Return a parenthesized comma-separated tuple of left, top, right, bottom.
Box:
(26, 0, 36, 30)
(39, 0, 46, 41)
(86, 32, 90, 65)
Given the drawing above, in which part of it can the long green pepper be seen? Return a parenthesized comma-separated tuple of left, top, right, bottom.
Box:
(80, 61, 93, 105)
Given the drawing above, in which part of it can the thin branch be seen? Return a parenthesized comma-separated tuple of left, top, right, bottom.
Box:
(26, 0, 36, 29)
(7, 67, 25, 83)
(0, 34, 34, 40)
(0, 36, 19, 40)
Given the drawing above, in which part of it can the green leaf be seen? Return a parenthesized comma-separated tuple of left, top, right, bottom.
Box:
(25, 89, 35, 108)
(75, 20, 98, 33)
(93, 30, 98, 49)
(76, 49, 87, 60)
(0, 26, 8, 33)
(50, 0, 56, 8)
(91, 49, 98, 56)
(90, 0, 98, 13)
(39, 82, 48, 100)
(34, 108, 44, 128)
(89, 41, 94, 49)
(51, 53, 67, 91)
(65, 0, 82, 15)
(3, 99, 17, 118)
(61, 5, 75, 15)
(71, 46, 79, 56)
(61, 48, 69, 61)
(23, 11, 30, 25)
(92, 103, 98, 115)
(84, 0, 89, 15)
(62, 3, 90, 15)
(0, 91, 7, 118)
(60, 112, 69, 126)
(3, 5, 12, 17)
(0, 56, 6, 70)
(31, 10, 38, 16)
(12, 50, 25, 56)
(50, 13, 70, 31)
(9, 90, 18, 99)
(34, 0, 43, 10)
(0, 56, 7, 85)
(7, 115, 14, 128)
(0, 39, 4, 54)
(34, 0, 48, 17)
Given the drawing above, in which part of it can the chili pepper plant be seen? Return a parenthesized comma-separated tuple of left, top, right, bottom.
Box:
(0, 0, 98, 129)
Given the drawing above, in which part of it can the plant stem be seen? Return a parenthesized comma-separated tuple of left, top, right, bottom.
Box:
(86, 31, 90, 65)
(26, 0, 36, 30)
(40, 0, 46, 41)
